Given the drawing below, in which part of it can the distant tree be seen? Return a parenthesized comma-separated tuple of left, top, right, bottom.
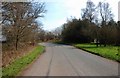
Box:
(99, 23, 117, 46)
(81, 0, 100, 46)
(61, 18, 92, 43)
(81, 0, 96, 23)
(97, 2, 114, 46)
(38, 28, 46, 41)
(98, 2, 113, 26)
(52, 27, 62, 40)
(45, 32, 54, 41)
(117, 21, 120, 45)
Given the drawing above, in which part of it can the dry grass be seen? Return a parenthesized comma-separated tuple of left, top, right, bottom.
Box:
(2, 44, 35, 67)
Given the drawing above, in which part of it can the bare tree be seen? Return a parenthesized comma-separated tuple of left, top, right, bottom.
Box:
(81, 0, 96, 23)
(2, 2, 46, 50)
(98, 2, 113, 26)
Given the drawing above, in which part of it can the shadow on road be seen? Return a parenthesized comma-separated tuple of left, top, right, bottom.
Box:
(39, 42, 67, 47)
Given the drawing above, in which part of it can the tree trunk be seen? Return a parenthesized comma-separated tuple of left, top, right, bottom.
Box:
(15, 35, 19, 50)
(96, 39, 99, 47)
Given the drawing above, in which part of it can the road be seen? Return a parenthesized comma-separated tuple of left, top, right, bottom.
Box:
(21, 42, 118, 76)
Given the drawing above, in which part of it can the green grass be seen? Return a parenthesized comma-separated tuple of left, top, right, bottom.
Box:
(0, 68, 2, 78)
(2, 45, 45, 77)
(74, 43, 120, 62)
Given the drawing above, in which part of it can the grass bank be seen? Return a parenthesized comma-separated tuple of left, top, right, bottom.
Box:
(74, 43, 120, 62)
(2, 45, 45, 77)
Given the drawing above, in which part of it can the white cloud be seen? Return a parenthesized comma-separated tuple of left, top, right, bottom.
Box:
(42, 17, 67, 31)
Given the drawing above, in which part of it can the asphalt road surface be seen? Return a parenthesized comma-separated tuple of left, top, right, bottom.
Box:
(21, 42, 118, 76)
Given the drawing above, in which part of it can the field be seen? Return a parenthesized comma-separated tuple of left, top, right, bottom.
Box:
(74, 43, 120, 62)
(2, 45, 45, 77)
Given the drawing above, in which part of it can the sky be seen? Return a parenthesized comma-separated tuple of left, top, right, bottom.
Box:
(35, 0, 119, 31)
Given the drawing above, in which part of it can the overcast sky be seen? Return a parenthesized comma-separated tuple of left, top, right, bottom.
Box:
(35, 0, 119, 31)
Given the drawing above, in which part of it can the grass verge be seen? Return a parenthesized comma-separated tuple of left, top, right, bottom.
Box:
(2, 45, 45, 77)
(74, 43, 120, 62)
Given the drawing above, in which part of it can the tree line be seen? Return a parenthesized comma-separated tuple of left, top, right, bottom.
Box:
(60, 0, 120, 46)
